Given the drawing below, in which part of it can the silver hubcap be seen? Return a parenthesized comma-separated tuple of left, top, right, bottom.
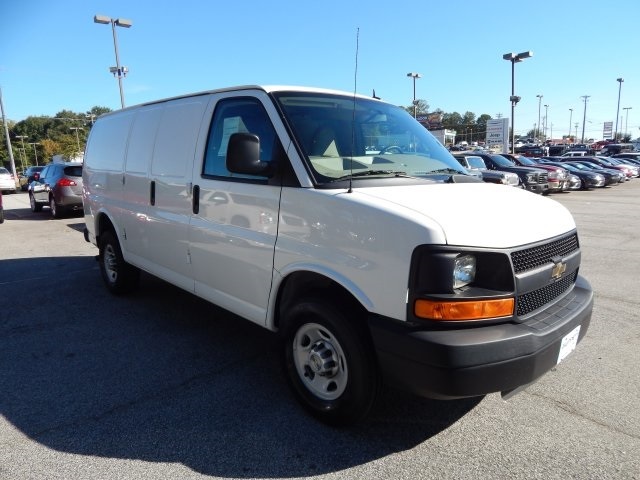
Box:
(292, 323, 347, 400)
(103, 244, 118, 283)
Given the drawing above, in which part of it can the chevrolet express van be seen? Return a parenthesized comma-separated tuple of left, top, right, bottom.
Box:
(83, 86, 593, 425)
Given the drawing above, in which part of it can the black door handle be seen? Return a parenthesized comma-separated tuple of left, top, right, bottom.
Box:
(192, 184, 200, 214)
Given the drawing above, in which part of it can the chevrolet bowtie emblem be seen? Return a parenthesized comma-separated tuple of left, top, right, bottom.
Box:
(551, 261, 567, 280)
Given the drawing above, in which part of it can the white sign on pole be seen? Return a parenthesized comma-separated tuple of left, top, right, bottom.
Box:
(486, 118, 509, 153)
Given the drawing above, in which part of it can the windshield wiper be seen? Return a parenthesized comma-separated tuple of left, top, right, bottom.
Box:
(427, 168, 467, 174)
(332, 170, 409, 181)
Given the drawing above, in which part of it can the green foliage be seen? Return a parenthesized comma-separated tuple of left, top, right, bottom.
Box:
(0, 106, 112, 169)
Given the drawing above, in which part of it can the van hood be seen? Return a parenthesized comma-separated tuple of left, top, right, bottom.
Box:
(355, 183, 575, 248)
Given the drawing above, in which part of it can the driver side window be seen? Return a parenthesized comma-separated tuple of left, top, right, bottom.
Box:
(203, 98, 277, 179)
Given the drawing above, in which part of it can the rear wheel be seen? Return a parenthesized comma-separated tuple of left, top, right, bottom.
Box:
(50, 197, 63, 218)
(29, 193, 42, 212)
(99, 230, 140, 294)
(282, 297, 380, 426)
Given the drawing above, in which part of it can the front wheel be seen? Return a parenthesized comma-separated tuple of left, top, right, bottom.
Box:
(282, 298, 380, 426)
(99, 230, 140, 294)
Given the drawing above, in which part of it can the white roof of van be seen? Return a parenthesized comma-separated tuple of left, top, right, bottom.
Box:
(98, 85, 380, 119)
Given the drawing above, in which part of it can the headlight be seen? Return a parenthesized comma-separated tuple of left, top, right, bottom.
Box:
(453, 254, 476, 289)
(526, 173, 536, 183)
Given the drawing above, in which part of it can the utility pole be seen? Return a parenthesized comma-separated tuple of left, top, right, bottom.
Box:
(0, 87, 18, 181)
(580, 95, 590, 143)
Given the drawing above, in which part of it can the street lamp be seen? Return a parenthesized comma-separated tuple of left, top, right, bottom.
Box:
(614, 77, 624, 141)
(94, 14, 132, 109)
(580, 95, 590, 143)
(406, 72, 422, 119)
(69, 127, 84, 153)
(28, 142, 40, 166)
(623, 107, 632, 139)
(544, 104, 549, 141)
(536, 94, 543, 141)
(503, 51, 533, 153)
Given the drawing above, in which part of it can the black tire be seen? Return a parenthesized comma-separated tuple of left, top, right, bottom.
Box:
(50, 197, 63, 218)
(0, 208, 4, 224)
(282, 297, 380, 426)
(98, 230, 140, 294)
(29, 193, 42, 212)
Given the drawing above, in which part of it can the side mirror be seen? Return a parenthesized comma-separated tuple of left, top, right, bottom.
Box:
(227, 132, 274, 177)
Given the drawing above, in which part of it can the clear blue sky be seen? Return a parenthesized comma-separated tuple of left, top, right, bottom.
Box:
(1, 0, 639, 141)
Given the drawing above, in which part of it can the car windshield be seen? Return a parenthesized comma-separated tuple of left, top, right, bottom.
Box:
(489, 154, 515, 167)
(465, 156, 486, 169)
(273, 91, 467, 185)
(515, 156, 536, 165)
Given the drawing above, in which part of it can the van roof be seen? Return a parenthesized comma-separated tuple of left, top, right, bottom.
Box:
(97, 85, 379, 119)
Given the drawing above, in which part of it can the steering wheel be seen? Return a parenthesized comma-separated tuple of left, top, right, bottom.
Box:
(378, 145, 403, 154)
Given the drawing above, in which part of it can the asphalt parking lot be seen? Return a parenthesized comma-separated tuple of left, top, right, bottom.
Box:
(1, 184, 639, 480)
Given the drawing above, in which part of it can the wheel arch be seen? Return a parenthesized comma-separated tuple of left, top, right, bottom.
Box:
(273, 270, 370, 332)
(95, 211, 118, 246)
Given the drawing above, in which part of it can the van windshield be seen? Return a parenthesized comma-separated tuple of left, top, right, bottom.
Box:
(272, 91, 467, 185)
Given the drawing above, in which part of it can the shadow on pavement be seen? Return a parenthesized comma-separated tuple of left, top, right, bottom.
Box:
(0, 256, 480, 478)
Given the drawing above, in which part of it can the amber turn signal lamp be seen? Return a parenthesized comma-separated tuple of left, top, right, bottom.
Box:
(415, 298, 514, 321)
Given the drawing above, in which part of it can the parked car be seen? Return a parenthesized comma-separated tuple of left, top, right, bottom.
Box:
(598, 157, 640, 177)
(19, 165, 45, 191)
(583, 156, 638, 179)
(565, 173, 582, 190)
(563, 159, 628, 185)
(562, 160, 627, 184)
(561, 150, 589, 158)
(516, 145, 544, 157)
(598, 143, 636, 156)
(28, 162, 84, 218)
(544, 161, 606, 190)
(611, 153, 640, 168)
(0, 190, 4, 223)
(502, 153, 569, 192)
(0, 167, 17, 193)
(456, 151, 549, 194)
(452, 154, 521, 187)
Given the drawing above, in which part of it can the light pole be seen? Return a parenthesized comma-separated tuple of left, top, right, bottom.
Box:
(503, 51, 533, 153)
(94, 14, 132, 109)
(69, 127, 84, 153)
(544, 104, 549, 142)
(614, 78, 623, 141)
(568, 108, 573, 143)
(536, 94, 543, 141)
(406, 72, 422, 119)
(580, 96, 590, 143)
(623, 107, 632, 139)
(28, 142, 40, 166)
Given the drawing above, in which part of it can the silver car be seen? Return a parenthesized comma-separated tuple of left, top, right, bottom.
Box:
(28, 162, 83, 218)
(0, 167, 17, 193)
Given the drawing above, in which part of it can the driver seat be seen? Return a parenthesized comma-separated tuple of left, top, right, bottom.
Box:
(310, 125, 340, 157)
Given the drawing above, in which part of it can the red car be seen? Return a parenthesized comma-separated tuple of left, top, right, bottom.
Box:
(501, 153, 569, 192)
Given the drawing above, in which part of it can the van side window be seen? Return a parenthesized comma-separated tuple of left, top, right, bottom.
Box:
(203, 98, 277, 179)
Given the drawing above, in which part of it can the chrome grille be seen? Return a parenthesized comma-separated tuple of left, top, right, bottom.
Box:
(517, 271, 578, 316)
(511, 233, 579, 273)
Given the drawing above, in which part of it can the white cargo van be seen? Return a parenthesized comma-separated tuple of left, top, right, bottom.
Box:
(83, 86, 593, 425)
